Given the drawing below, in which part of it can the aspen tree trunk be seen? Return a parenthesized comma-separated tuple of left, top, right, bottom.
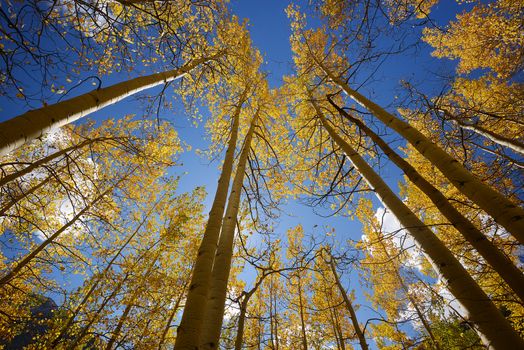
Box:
(372, 229, 441, 349)
(269, 280, 277, 350)
(235, 274, 268, 350)
(158, 283, 187, 350)
(174, 87, 248, 349)
(327, 97, 524, 303)
(297, 277, 309, 350)
(49, 200, 157, 348)
(328, 298, 346, 350)
(309, 95, 524, 349)
(234, 297, 249, 350)
(440, 109, 524, 156)
(316, 61, 524, 243)
(326, 254, 368, 350)
(105, 251, 161, 350)
(0, 136, 110, 187)
(0, 54, 222, 157)
(200, 114, 258, 349)
(0, 184, 116, 287)
(68, 271, 132, 350)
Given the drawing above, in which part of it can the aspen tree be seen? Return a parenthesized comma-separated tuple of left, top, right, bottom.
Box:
(308, 90, 524, 349)
(200, 112, 259, 349)
(104, 250, 163, 350)
(0, 54, 222, 157)
(0, 181, 123, 287)
(356, 197, 442, 348)
(326, 95, 524, 303)
(313, 60, 524, 244)
(322, 249, 369, 350)
(174, 86, 248, 348)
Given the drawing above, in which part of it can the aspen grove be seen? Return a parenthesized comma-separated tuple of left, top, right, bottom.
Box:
(0, 0, 523, 349)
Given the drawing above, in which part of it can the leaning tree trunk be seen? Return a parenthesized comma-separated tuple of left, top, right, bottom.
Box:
(105, 251, 161, 350)
(49, 198, 159, 348)
(157, 277, 189, 350)
(0, 183, 118, 287)
(234, 273, 269, 350)
(0, 53, 222, 157)
(371, 224, 441, 350)
(326, 253, 369, 350)
(309, 94, 524, 349)
(315, 61, 524, 244)
(200, 114, 258, 349)
(327, 96, 524, 303)
(0, 136, 113, 187)
(67, 270, 132, 350)
(234, 297, 250, 350)
(174, 87, 248, 350)
(440, 109, 524, 156)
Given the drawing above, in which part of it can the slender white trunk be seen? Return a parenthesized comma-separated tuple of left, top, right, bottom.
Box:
(174, 88, 248, 350)
(200, 114, 258, 349)
(0, 54, 222, 157)
(327, 97, 524, 303)
(0, 184, 117, 287)
(316, 61, 524, 244)
(0, 136, 111, 187)
(309, 94, 524, 349)
(105, 251, 161, 350)
(327, 254, 368, 350)
(439, 109, 524, 156)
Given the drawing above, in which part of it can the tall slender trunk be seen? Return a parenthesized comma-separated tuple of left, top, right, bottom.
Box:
(200, 114, 258, 349)
(0, 184, 117, 287)
(297, 276, 309, 350)
(327, 295, 345, 350)
(0, 54, 222, 157)
(105, 251, 161, 350)
(234, 297, 249, 350)
(67, 270, 132, 350)
(157, 278, 190, 350)
(174, 87, 248, 350)
(440, 109, 524, 156)
(315, 60, 524, 244)
(372, 230, 441, 350)
(234, 273, 268, 350)
(273, 286, 280, 350)
(0, 137, 108, 187)
(49, 198, 159, 347)
(326, 255, 368, 350)
(309, 94, 524, 349)
(327, 96, 524, 303)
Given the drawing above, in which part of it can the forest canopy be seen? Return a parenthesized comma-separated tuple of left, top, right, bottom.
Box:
(0, 0, 523, 349)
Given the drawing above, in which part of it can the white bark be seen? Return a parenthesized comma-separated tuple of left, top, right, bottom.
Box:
(174, 87, 248, 350)
(200, 114, 258, 349)
(0, 54, 221, 157)
(316, 61, 524, 244)
(309, 94, 524, 349)
(327, 97, 524, 303)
